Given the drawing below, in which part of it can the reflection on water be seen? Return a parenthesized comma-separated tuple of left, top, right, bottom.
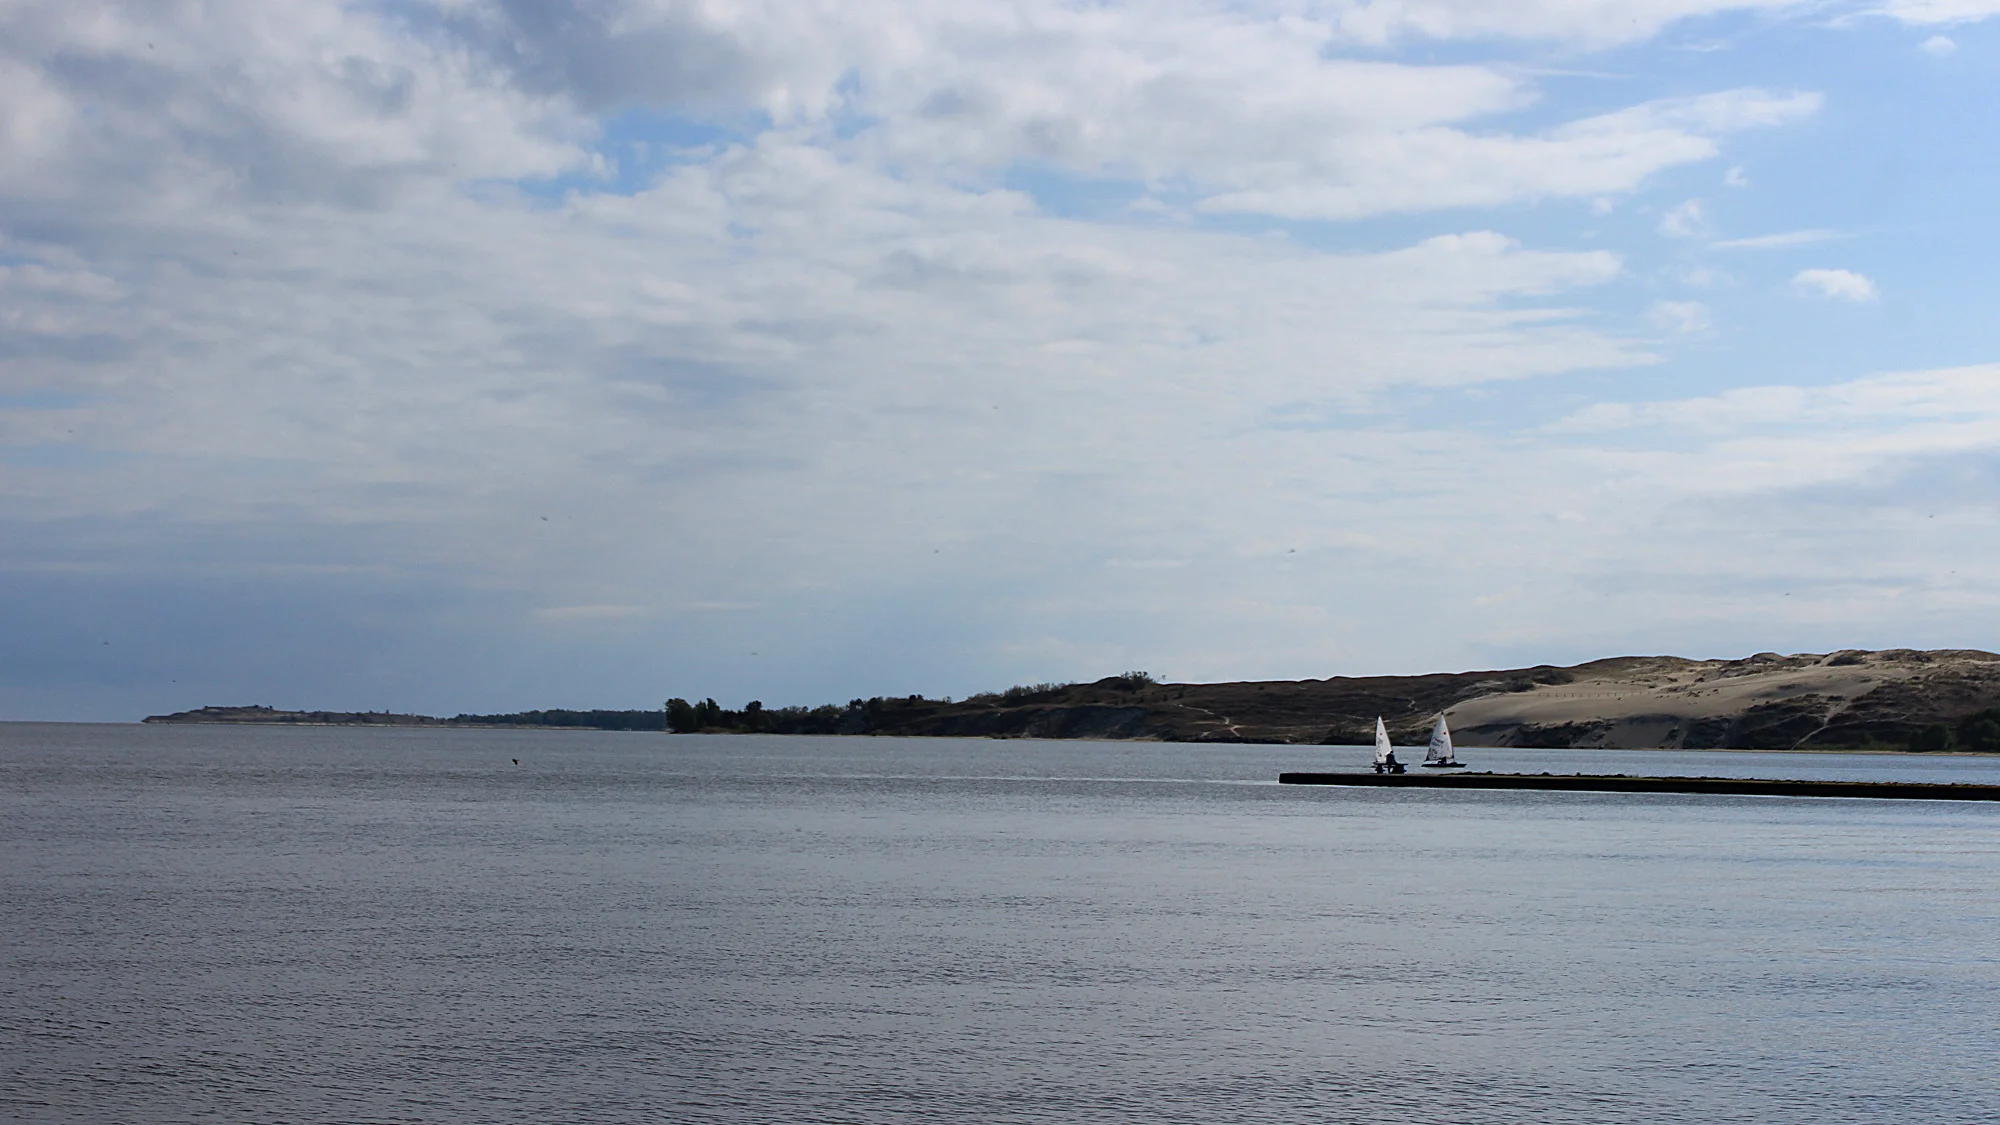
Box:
(3, 724, 1998, 1124)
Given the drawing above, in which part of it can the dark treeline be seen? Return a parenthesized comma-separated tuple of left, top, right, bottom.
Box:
(1908, 707, 2000, 754)
(439, 675, 1150, 735)
(451, 709, 668, 731)
(452, 698, 964, 734)
(664, 675, 1153, 734)
(666, 695, 947, 735)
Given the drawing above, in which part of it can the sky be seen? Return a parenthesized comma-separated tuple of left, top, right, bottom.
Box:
(5, 0, 2000, 720)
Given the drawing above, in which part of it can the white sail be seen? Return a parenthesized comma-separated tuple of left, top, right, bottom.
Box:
(1373, 717, 1392, 765)
(1424, 714, 1455, 765)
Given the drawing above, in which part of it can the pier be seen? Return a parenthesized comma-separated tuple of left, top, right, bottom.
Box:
(1277, 771, 2000, 801)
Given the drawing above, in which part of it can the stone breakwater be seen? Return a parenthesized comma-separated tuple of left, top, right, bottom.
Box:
(1277, 771, 2000, 801)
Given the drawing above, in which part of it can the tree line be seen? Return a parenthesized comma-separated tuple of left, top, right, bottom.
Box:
(449, 709, 669, 731)
(665, 695, 941, 735)
(1908, 707, 2000, 754)
(663, 674, 1154, 734)
(444, 681, 1122, 735)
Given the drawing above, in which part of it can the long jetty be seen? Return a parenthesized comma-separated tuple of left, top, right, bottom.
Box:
(1277, 771, 2000, 802)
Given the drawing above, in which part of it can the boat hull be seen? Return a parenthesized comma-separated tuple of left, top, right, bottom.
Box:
(1421, 762, 1465, 769)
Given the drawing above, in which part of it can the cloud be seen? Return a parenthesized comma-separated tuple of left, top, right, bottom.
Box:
(1492, 363, 2000, 654)
(1647, 300, 1713, 334)
(1658, 199, 1709, 238)
(1546, 364, 2000, 495)
(0, 1, 1827, 234)
(440, 0, 1817, 128)
(534, 604, 652, 622)
(1191, 88, 1819, 219)
(1792, 267, 1878, 301)
(1712, 228, 1842, 249)
(1326, 0, 1804, 47)
(1724, 165, 1749, 187)
(1551, 363, 2000, 443)
(0, 127, 1647, 572)
(434, 3, 1824, 221)
(1877, 1, 2000, 25)
(0, 263, 124, 302)
(1921, 33, 1961, 51)
(0, 0, 589, 213)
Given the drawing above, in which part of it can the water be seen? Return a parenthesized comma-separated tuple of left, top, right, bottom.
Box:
(4, 724, 1998, 1124)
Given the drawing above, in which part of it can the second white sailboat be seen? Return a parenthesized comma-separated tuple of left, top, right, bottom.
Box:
(1421, 714, 1464, 769)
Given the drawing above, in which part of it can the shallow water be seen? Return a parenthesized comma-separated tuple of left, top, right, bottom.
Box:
(4, 724, 1998, 1123)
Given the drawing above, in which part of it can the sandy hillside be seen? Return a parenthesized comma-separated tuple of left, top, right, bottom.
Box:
(1443, 650, 2000, 749)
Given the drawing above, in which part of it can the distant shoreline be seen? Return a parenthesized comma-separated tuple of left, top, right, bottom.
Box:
(13, 719, 2000, 757)
(139, 705, 669, 733)
(12, 715, 2000, 755)
(137, 719, 555, 730)
(108, 716, 1999, 749)
(127, 650, 2000, 752)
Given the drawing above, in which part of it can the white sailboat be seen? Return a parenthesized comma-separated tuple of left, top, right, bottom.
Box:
(1421, 713, 1464, 769)
(1371, 717, 1405, 773)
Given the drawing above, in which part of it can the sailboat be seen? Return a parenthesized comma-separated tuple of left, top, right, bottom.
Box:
(1371, 717, 1405, 774)
(1421, 713, 1464, 769)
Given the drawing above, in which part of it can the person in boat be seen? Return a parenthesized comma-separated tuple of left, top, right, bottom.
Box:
(1375, 750, 1404, 774)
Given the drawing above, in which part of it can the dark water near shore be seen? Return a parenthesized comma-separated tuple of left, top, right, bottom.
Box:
(4, 724, 1999, 1124)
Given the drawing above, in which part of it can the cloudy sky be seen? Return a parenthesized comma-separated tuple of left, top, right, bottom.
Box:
(5, 0, 2000, 720)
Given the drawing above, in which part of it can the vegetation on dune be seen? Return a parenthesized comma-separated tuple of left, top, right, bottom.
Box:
(1907, 707, 2000, 754)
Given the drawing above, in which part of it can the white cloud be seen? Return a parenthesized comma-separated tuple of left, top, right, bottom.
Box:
(1658, 199, 1710, 238)
(1326, 0, 1804, 47)
(1921, 33, 1960, 52)
(1647, 299, 1713, 334)
(1554, 364, 2000, 434)
(1194, 89, 1817, 220)
(0, 1, 1826, 232)
(534, 604, 653, 622)
(0, 0, 588, 211)
(0, 131, 1647, 568)
(1792, 267, 1878, 301)
(1546, 364, 2000, 499)
(1461, 363, 2000, 658)
(1724, 165, 1749, 187)
(1712, 228, 1842, 249)
(0, 263, 123, 302)
(1877, 1, 2000, 25)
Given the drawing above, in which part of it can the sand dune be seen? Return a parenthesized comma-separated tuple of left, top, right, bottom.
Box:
(1442, 650, 2000, 749)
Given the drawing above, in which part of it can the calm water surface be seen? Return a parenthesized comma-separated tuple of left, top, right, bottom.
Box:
(4, 724, 1998, 1124)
